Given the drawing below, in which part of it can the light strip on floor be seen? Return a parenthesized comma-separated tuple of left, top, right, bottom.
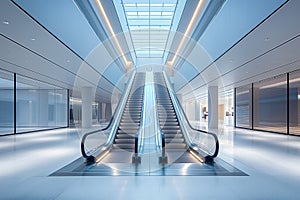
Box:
(95, 0, 132, 68)
(190, 150, 204, 163)
(167, 0, 205, 67)
(96, 150, 110, 163)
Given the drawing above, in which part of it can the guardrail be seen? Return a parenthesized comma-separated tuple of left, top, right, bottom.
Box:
(81, 71, 136, 164)
(162, 71, 219, 163)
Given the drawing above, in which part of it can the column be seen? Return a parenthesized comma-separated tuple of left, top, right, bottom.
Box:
(101, 103, 106, 121)
(186, 101, 196, 121)
(105, 103, 112, 120)
(208, 86, 218, 130)
(82, 87, 92, 128)
(253, 86, 259, 128)
(195, 100, 201, 121)
(39, 90, 49, 126)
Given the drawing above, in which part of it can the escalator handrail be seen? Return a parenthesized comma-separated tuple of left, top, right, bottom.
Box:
(153, 80, 165, 154)
(161, 131, 166, 158)
(138, 84, 146, 153)
(135, 78, 146, 154)
(162, 71, 219, 158)
(81, 71, 136, 159)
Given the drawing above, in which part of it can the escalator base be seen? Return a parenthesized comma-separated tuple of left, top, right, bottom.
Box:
(50, 157, 247, 177)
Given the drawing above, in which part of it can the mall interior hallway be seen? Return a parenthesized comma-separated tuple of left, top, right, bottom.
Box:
(0, 0, 300, 199)
(0, 126, 300, 199)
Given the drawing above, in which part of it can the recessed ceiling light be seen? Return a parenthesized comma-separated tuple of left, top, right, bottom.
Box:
(3, 21, 9, 25)
(30, 38, 36, 41)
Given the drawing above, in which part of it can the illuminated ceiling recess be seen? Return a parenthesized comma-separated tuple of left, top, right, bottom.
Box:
(95, 0, 132, 68)
(167, 0, 205, 67)
(122, 1, 177, 58)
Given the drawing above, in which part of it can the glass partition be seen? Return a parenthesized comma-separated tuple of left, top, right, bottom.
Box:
(0, 70, 14, 135)
(16, 75, 67, 133)
(253, 75, 287, 133)
(289, 70, 300, 135)
(235, 84, 252, 128)
(70, 97, 104, 127)
(221, 89, 234, 126)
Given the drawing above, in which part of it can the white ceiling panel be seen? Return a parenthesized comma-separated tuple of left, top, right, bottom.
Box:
(12, 0, 101, 59)
(178, 0, 300, 100)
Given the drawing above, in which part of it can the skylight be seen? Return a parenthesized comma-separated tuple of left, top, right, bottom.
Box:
(122, 1, 177, 58)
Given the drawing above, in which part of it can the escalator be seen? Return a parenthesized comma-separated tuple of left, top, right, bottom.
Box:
(113, 73, 145, 152)
(80, 70, 218, 172)
(59, 70, 223, 176)
(154, 72, 219, 163)
(81, 72, 145, 163)
(154, 73, 187, 152)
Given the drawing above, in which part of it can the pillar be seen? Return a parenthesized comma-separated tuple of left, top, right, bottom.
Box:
(82, 87, 92, 128)
(195, 100, 201, 121)
(186, 101, 196, 121)
(101, 103, 106, 121)
(253, 86, 259, 128)
(39, 90, 49, 126)
(208, 86, 218, 130)
(105, 103, 112, 120)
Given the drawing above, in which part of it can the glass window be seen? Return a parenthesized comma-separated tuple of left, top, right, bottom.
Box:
(235, 84, 252, 128)
(69, 97, 81, 126)
(122, 1, 177, 58)
(220, 89, 234, 127)
(0, 70, 14, 135)
(69, 97, 103, 127)
(253, 75, 287, 133)
(16, 75, 67, 133)
(289, 70, 300, 135)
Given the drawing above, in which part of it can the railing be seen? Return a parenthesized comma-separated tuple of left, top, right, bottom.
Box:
(132, 103, 145, 163)
(152, 77, 167, 163)
(162, 71, 219, 163)
(81, 71, 136, 164)
(131, 74, 147, 164)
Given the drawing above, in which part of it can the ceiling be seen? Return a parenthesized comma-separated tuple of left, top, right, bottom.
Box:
(121, 1, 177, 58)
(0, 0, 299, 104)
(177, 0, 300, 102)
(0, 0, 127, 102)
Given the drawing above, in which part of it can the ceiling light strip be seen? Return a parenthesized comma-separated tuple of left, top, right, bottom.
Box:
(168, 0, 205, 67)
(95, 0, 132, 68)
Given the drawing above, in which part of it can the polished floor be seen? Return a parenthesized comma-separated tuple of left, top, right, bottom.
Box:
(0, 126, 300, 199)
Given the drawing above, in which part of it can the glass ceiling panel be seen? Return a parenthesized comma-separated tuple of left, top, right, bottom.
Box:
(122, 1, 178, 58)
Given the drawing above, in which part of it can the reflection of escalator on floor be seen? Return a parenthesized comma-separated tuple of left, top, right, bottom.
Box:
(101, 72, 145, 163)
(154, 72, 199, 163)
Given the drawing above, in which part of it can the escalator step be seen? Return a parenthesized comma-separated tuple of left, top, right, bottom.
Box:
(114, 139, 135, 144)
(113, 144, 135, 150)
(165, 143, 187, 149)
(119, 122, 140, 126)
(165, 138, 185, 143)
(163, 130, 182, 135)
(160, 122, 178, 126)
(117, 130, 139, 134)
(161, 125, 180, 129)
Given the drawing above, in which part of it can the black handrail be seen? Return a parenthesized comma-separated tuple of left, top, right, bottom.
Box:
(161, 131, 166, 158)
(162, 72, 219, 158)
(80, 71, 136, 161)
(80, 117, 114, 159)
(134, 132, 138, 155)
